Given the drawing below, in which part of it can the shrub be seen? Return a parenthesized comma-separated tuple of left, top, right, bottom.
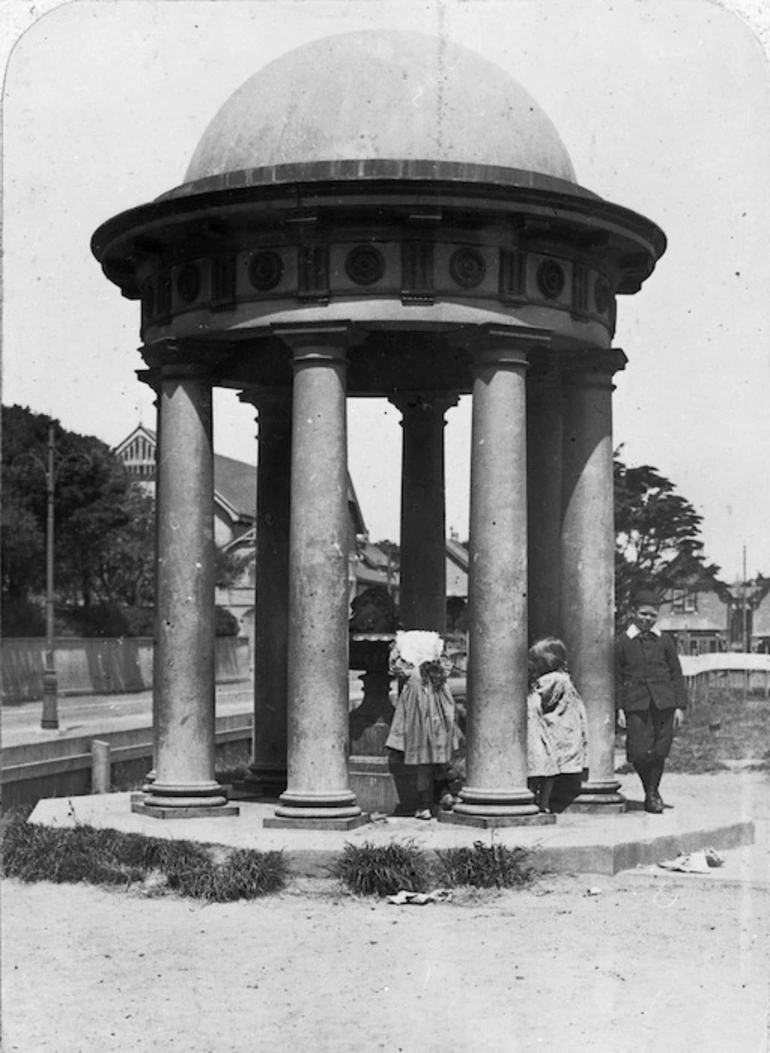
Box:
(434, 841, 536, 889)
(166, 848, 288, 902)
(332, 839, 431, 897)
(1, 811, 287, 900)
(0, 598, 45, 638)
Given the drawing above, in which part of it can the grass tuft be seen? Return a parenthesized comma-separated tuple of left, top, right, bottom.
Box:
(434, 840, 536, 889)
(1, 810, 287, 901)
(332, 839, 431, 897)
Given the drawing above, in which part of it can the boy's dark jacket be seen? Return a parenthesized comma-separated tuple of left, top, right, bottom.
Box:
(615, 626, 687, 712)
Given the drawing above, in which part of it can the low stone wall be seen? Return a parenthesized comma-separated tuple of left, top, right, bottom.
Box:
(1, 637, 250, 704)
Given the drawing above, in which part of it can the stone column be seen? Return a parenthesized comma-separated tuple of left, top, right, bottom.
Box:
(136, 369, 161, 789)
(527, 361, 565, 643)
(390, 393, 458, 632)
(447, 325, 551, 827)
(267, 323, 366, 829)
(240, 389, 293, 797)
(135, 365, 236, 817)
(560, 349, 627, 811)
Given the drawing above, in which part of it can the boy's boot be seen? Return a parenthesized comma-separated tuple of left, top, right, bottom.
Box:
(637, 761, 663, 813)
(648, 762, 666, 809)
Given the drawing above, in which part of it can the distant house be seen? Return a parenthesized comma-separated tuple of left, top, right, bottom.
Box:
(656, 551, 731, 655)
(114, 424, 256, 548)
(113, 425, 395, 642)
(750, 581, 770, 652)
(446, 534, 469, 633)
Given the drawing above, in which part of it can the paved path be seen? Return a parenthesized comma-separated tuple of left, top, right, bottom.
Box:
(1, 674, 372, 749)
(1, 683, 254, 749)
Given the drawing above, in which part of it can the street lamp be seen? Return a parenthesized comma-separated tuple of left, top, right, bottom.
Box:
(12, 423, 91, 729)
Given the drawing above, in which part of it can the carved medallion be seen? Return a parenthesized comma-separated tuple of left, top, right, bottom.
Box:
(345, 245, 385, 286)
(450, 247, 486, 289)
(536, 259, 565, 300)
(176, 263, 201, 304)
(248, 250, 284, 292)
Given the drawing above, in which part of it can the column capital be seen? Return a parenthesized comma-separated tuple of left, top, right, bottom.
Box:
(140, 337, 228, 374)
(136, 367, 161, 392)
(271, 320, 364, 364)
(451, 323, 552, 372)
(238, 386, 293, 416)
(389, 391, 460, 418)
(562, 347, 628, 387)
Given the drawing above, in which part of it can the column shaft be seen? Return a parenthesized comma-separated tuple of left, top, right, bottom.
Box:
(527, 367, 564, 642)
(560, 353, 626, 809)
(451, 330, 548, 824)
(246, 390, 292, 795)
(393, 394, 457, 632)
(271, 326, 363, 824)
(141, 369, 227, 812)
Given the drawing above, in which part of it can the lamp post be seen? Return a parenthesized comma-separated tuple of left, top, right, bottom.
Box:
(41, 424, 57, 728)
(13, 423, 91, 729)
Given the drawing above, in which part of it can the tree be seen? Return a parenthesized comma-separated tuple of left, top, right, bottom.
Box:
(92, 486, 156, 607)
(1, 405, 147, 612)
(614, 448, 715, 625)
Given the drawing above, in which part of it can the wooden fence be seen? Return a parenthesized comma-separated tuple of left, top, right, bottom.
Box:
(1, 636, 250, 704)
(679, 653, 770, 704)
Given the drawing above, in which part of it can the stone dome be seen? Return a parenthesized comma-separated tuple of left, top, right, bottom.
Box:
(185, 30, 577, 186)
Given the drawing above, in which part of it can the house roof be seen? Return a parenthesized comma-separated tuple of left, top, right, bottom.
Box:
(212, 452, 256, 521)
(659, 550, 731, 603)
(115, 424, 368, 529)
(657, 613, 727, 634)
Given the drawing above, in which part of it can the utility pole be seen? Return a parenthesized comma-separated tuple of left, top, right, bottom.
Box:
(742, 544, 749, 653)
(742, 544, 749, 704)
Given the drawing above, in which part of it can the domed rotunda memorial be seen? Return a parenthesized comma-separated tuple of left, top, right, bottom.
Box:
(92, 31, 666, 828)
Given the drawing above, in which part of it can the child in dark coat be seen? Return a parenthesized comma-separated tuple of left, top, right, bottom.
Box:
(616, 589, 686, 813)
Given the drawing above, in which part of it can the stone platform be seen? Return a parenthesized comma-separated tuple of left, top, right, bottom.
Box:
(29, 770, 764, 877)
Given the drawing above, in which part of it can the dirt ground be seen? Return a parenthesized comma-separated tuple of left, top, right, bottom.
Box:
(3, 837, 769, 1053)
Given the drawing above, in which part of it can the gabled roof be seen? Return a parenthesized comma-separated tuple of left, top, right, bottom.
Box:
(114, 425, 257, 521)
(212, 452, 256, 522)
(659, 550, 731, 602)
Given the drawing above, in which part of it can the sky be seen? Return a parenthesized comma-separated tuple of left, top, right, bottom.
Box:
(2, 0, 769, 581)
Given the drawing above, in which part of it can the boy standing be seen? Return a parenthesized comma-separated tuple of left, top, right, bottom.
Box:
(616, 589, 686, 813)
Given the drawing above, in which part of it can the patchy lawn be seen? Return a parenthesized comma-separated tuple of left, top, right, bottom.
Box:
(619, 688, 770, 775)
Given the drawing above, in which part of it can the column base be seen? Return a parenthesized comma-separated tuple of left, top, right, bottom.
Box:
(559, 778, 626, 813)
(451, 786, 540, 822)
(136, 779, 236, 816)
(266, 788, 367, 829)
(131, 800, 241, 819)
(263, 814, 370, 831)
(438, 810, 555, 828)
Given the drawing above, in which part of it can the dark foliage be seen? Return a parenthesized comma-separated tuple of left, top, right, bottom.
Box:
(1, 598, 46, 637)
(332, 839, 431, 896)
(614, 450, 714, 627)
(434, 841, 536, 889)
(1, 812, 287, 900)
(1, 405, 155, 612)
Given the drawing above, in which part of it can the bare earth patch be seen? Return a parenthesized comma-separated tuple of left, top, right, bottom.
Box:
(3, 855, 769, 1053)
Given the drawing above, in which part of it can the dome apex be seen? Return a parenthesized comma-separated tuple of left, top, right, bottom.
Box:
(184, 30, 577, 187)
